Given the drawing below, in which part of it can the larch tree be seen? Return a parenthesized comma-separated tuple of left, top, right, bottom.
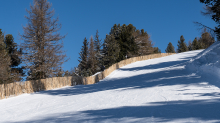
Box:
(134, 29, 154, 56)
(87, 36, 97, 75)
(177, 35, 188, 53)
(165, 42, 176, 53)
(20, 0, 67, 80)
(198, 30, 215, 48)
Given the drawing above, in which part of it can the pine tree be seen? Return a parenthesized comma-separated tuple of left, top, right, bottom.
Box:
(78, 37, 89, 77)
(198, 0, 220, 40)
(109, 24, 138, 61)
(188, 40, 192, 51)
(103, 34, 120, 68)
(191, 38, 200, 50)
(21, 0, 67, 80)
(165, 42, 176, 53)
(177, 35, 188, 53)
(56, 67, 64, 77)
(153, 47, 161, 53)
(87, 36, 97, 75)
(198, 31, 215, 48)
(94, 30, 102, 72)
(134, 29, 154, 56)
(0, 29, 11, 84)
(64, 70, 70, 76)
(4, 34, 24, 82)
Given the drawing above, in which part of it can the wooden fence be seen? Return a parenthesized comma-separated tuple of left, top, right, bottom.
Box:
(0, 53, 175, 100)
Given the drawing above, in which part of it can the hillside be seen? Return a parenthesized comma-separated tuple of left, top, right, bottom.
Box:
(0, 44, 220, 123)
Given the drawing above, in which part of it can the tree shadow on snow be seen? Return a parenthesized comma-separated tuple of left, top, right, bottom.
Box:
(36, 53, 206, 96)
(11, 52, 220, 123)
(12, 99, 220, 123)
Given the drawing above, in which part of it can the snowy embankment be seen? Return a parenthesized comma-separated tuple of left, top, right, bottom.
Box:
(186, 41, 220, 85)
(0, 44, 220, 123)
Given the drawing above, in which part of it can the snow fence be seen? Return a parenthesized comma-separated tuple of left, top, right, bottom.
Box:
(0, 53, 175, 100)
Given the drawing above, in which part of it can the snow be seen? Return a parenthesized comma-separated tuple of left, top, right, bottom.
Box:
(1, 44, 220, 123)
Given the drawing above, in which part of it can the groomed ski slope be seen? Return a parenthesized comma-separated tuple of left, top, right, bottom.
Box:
(1, 47, 220, 123)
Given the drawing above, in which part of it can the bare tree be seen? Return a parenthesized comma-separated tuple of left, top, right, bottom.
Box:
(195, 0, 219, 40)
(20, 0, 67, 80)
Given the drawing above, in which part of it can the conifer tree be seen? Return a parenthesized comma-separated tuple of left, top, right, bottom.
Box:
(5, 34, 24, 82)
(103, 34, 120, 68)
(199, 0, 220, 41)
(198, 31, 215, 48)
(165, 42, 176, 53)
(110, 24, 138, 61)
(188, 40, 192, 51)
(56, 67, 64, 77)
(78, 37, 89, 76)
(0, 29, 11, 84)
(64, 70, 70, 76)
(177, 35, 188, 53)
(153, 47, 161, 53)
(88, 36, 97, 75)
(21, 0, 67, 80)
(94, 30, 102, 72)
(134, 29, 154, 56)
(191, 38, 201, 50)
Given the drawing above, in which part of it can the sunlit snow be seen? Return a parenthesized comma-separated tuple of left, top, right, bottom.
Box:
(1, 43, 220, 123)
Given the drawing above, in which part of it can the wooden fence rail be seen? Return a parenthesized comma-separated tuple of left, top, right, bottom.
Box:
(0, 53, 176, 100)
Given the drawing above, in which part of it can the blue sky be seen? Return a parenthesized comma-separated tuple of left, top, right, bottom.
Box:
(0, 0, 216, 72)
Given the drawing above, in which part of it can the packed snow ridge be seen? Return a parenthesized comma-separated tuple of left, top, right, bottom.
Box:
(0, 42, 220, 123)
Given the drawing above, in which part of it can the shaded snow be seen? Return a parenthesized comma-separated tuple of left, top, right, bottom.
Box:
(1, 46, 220, 123)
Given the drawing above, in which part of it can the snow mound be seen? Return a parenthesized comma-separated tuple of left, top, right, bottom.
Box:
(186, 41, 220, 80)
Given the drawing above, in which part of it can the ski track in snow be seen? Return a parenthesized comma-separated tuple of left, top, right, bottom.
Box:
(1, 50, 220, 123)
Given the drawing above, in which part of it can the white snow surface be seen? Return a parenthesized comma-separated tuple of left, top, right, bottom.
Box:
(1, 44, 220, 123)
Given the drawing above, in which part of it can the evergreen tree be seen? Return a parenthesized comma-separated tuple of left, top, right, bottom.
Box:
(153, 47, 161, 53)
(94, 30, 102, 72)
(177, 35, 188, 53)
(165, 42, 176, 53)
(56, 67, 64, 77)
(0, 29, 11, 84)
(192, 38, 201, 50)
(21, 0, 67, 80)
(4, 34, 24, 82)
(110, 24, 138, 61)
(78, 37, 89, 77)
(188, 40, 192, 51)
(64, 70, 70, 76)
(87, 36, 97, 75)
(134, 29, 154, 56)
(103, 34, 120, 68)
(199, 0, 220, 41)
(198, 31, 215, 48)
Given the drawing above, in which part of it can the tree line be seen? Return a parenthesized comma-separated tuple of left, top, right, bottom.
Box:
(75, 24, 164, 77)
(0, 0, 218, 84)
(165, 29, 215, 53)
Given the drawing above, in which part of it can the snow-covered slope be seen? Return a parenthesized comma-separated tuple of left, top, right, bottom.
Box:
(186, 41, 220, 85)
(1, 47, 220, 123)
